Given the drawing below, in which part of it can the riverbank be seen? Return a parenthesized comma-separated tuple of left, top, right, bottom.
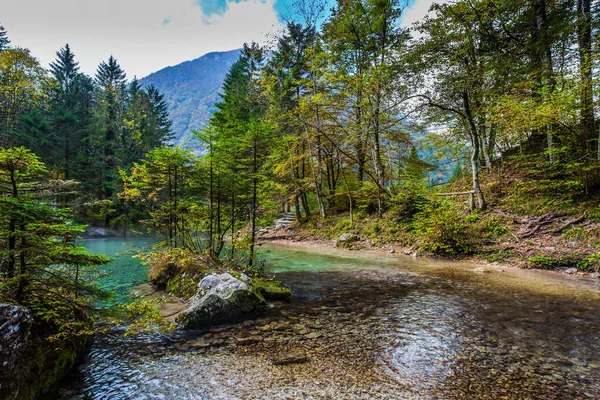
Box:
(259, 210, 600, 279)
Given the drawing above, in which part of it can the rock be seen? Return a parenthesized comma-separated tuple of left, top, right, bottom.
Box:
(565, 268, 578, 274)
(252, 278, 292, 301)
(1, 303, 88, 400)
(271, 321, 291, 331)
(177, 273, 266, 329)
(305, 332, 322, 339)
(338, 233, 360, 243)
(83, 226, 119, 238)
(271, 354, 310, 366)
(590, 272, 600, 279)
(389, 248, 395, 254)
(257, 324, 273, 332)
(566, 241, 578, 248)
(0, 303, 33, 371)
(293, 324, 310, 335)
(235, 335, 263, 345)
(403, 250, 411, 255)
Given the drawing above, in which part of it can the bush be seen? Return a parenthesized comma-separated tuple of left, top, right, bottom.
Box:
(148, 248, 209, 288)
(390, 180, 429, 221)
(413, 199, 476, 255)
(578, 253, 600, 271)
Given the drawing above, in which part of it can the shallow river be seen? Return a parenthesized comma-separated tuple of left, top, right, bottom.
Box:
(58, 240, 600, 399)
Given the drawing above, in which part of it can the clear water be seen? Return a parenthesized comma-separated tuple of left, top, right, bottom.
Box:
(57, 240, 600, 399)
(84, 237, 158, 304)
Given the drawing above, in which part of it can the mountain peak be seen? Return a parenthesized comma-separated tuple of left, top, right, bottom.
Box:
(140, 48, 242, 150)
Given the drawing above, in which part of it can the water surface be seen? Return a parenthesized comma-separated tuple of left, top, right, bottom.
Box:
(59, 240, 600, 399)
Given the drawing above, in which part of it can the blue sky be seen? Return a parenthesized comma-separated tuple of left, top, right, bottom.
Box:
(2, 0, 435, 78)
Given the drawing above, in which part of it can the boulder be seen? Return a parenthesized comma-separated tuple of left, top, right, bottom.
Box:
(338, 233, 360, 243)
(0, 304, 33, 372)
(177, 273, 266, 329)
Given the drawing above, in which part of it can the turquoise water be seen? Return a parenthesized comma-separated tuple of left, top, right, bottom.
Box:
(63, 240, 600, 399)
(84, 236, 158, 304)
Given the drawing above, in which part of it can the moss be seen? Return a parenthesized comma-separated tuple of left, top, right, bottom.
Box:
(2, 334, 90, 400)
(252, 278, 292, 301)
(166, 273, 200, 299)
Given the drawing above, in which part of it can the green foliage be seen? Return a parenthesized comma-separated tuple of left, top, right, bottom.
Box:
(251, 278, 291, 301)
(390, 179, 429, 221)
(0, 24, 9, 52)
(110, 298, 175, 336)
(413, 200, 476, 255)
(527, 256, 556, 270)
(0, 147, 111, 340)
(578, 253, 600, 272)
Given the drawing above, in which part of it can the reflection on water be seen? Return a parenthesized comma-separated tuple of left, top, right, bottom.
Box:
(58, 241, 600, 399)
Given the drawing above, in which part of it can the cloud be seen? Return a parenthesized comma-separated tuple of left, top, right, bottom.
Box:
(2, 0, 283, 78)
(401, 0, 441, 29)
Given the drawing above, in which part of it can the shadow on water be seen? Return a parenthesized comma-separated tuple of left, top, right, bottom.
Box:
(58, 241, 600, 399)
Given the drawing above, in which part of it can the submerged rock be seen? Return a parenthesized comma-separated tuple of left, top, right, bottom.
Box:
(271, 354, 310, 366)
(177, 273, 266, 329)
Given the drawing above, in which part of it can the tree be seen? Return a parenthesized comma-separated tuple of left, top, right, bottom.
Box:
(0, 48, 50, 147)
(0, 147, 110, 338)
(210, 42, 274, 267)
(120, 146, 201, 250)
(0, 24, 9, 52)
(49, 44, 83, 178)
(95, 56, 127, 200)
(409, 1, 496, 209)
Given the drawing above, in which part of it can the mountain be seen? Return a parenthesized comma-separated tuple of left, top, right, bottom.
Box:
(140, 49, 241, 151)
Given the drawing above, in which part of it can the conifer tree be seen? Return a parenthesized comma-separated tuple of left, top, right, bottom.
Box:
(0, 24, 9, 52)
(0, 147, 110, 336)
(95, 56, 127, 200)
(49, 44, 82, 178)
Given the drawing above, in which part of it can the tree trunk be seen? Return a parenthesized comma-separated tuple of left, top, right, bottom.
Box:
(577, 0, 596, 153)
(462, 91, 486, 210)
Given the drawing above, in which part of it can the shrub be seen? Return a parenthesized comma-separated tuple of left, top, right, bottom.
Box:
(578, 253, 600, 271)
(413, 199, 476, 255)
(527, 256, 555, 269)
(148, 248, 209, 288)
(390, 180, 429, 221)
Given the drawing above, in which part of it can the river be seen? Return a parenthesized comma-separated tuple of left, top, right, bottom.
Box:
(57, 239, 600, 399)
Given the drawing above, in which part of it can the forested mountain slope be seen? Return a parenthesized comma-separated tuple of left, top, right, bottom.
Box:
(140, 49, 241, 150)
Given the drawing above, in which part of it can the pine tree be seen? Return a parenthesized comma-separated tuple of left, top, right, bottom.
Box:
(50, 44, 80, 100)
(0, 147, 110, 337)
(210, 42, 272, 267)
(49, 44, 82, 178)
(0, 24, 9, 52)
(95, 56, 127, 200)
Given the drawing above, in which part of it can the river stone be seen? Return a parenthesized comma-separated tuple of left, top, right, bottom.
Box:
(565, 268, 578, 274)
(338, 233, 360, 243)
(177, 273, 266, 329)
(271, 354, 310, 366)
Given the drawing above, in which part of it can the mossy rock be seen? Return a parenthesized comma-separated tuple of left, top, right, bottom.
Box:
(252, 278, 292, 301)
(1, 334, 90, 400)
(166, 273, 200, 299)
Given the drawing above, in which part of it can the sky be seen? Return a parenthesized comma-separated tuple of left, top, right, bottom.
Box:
(2, 0, 439, 78)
